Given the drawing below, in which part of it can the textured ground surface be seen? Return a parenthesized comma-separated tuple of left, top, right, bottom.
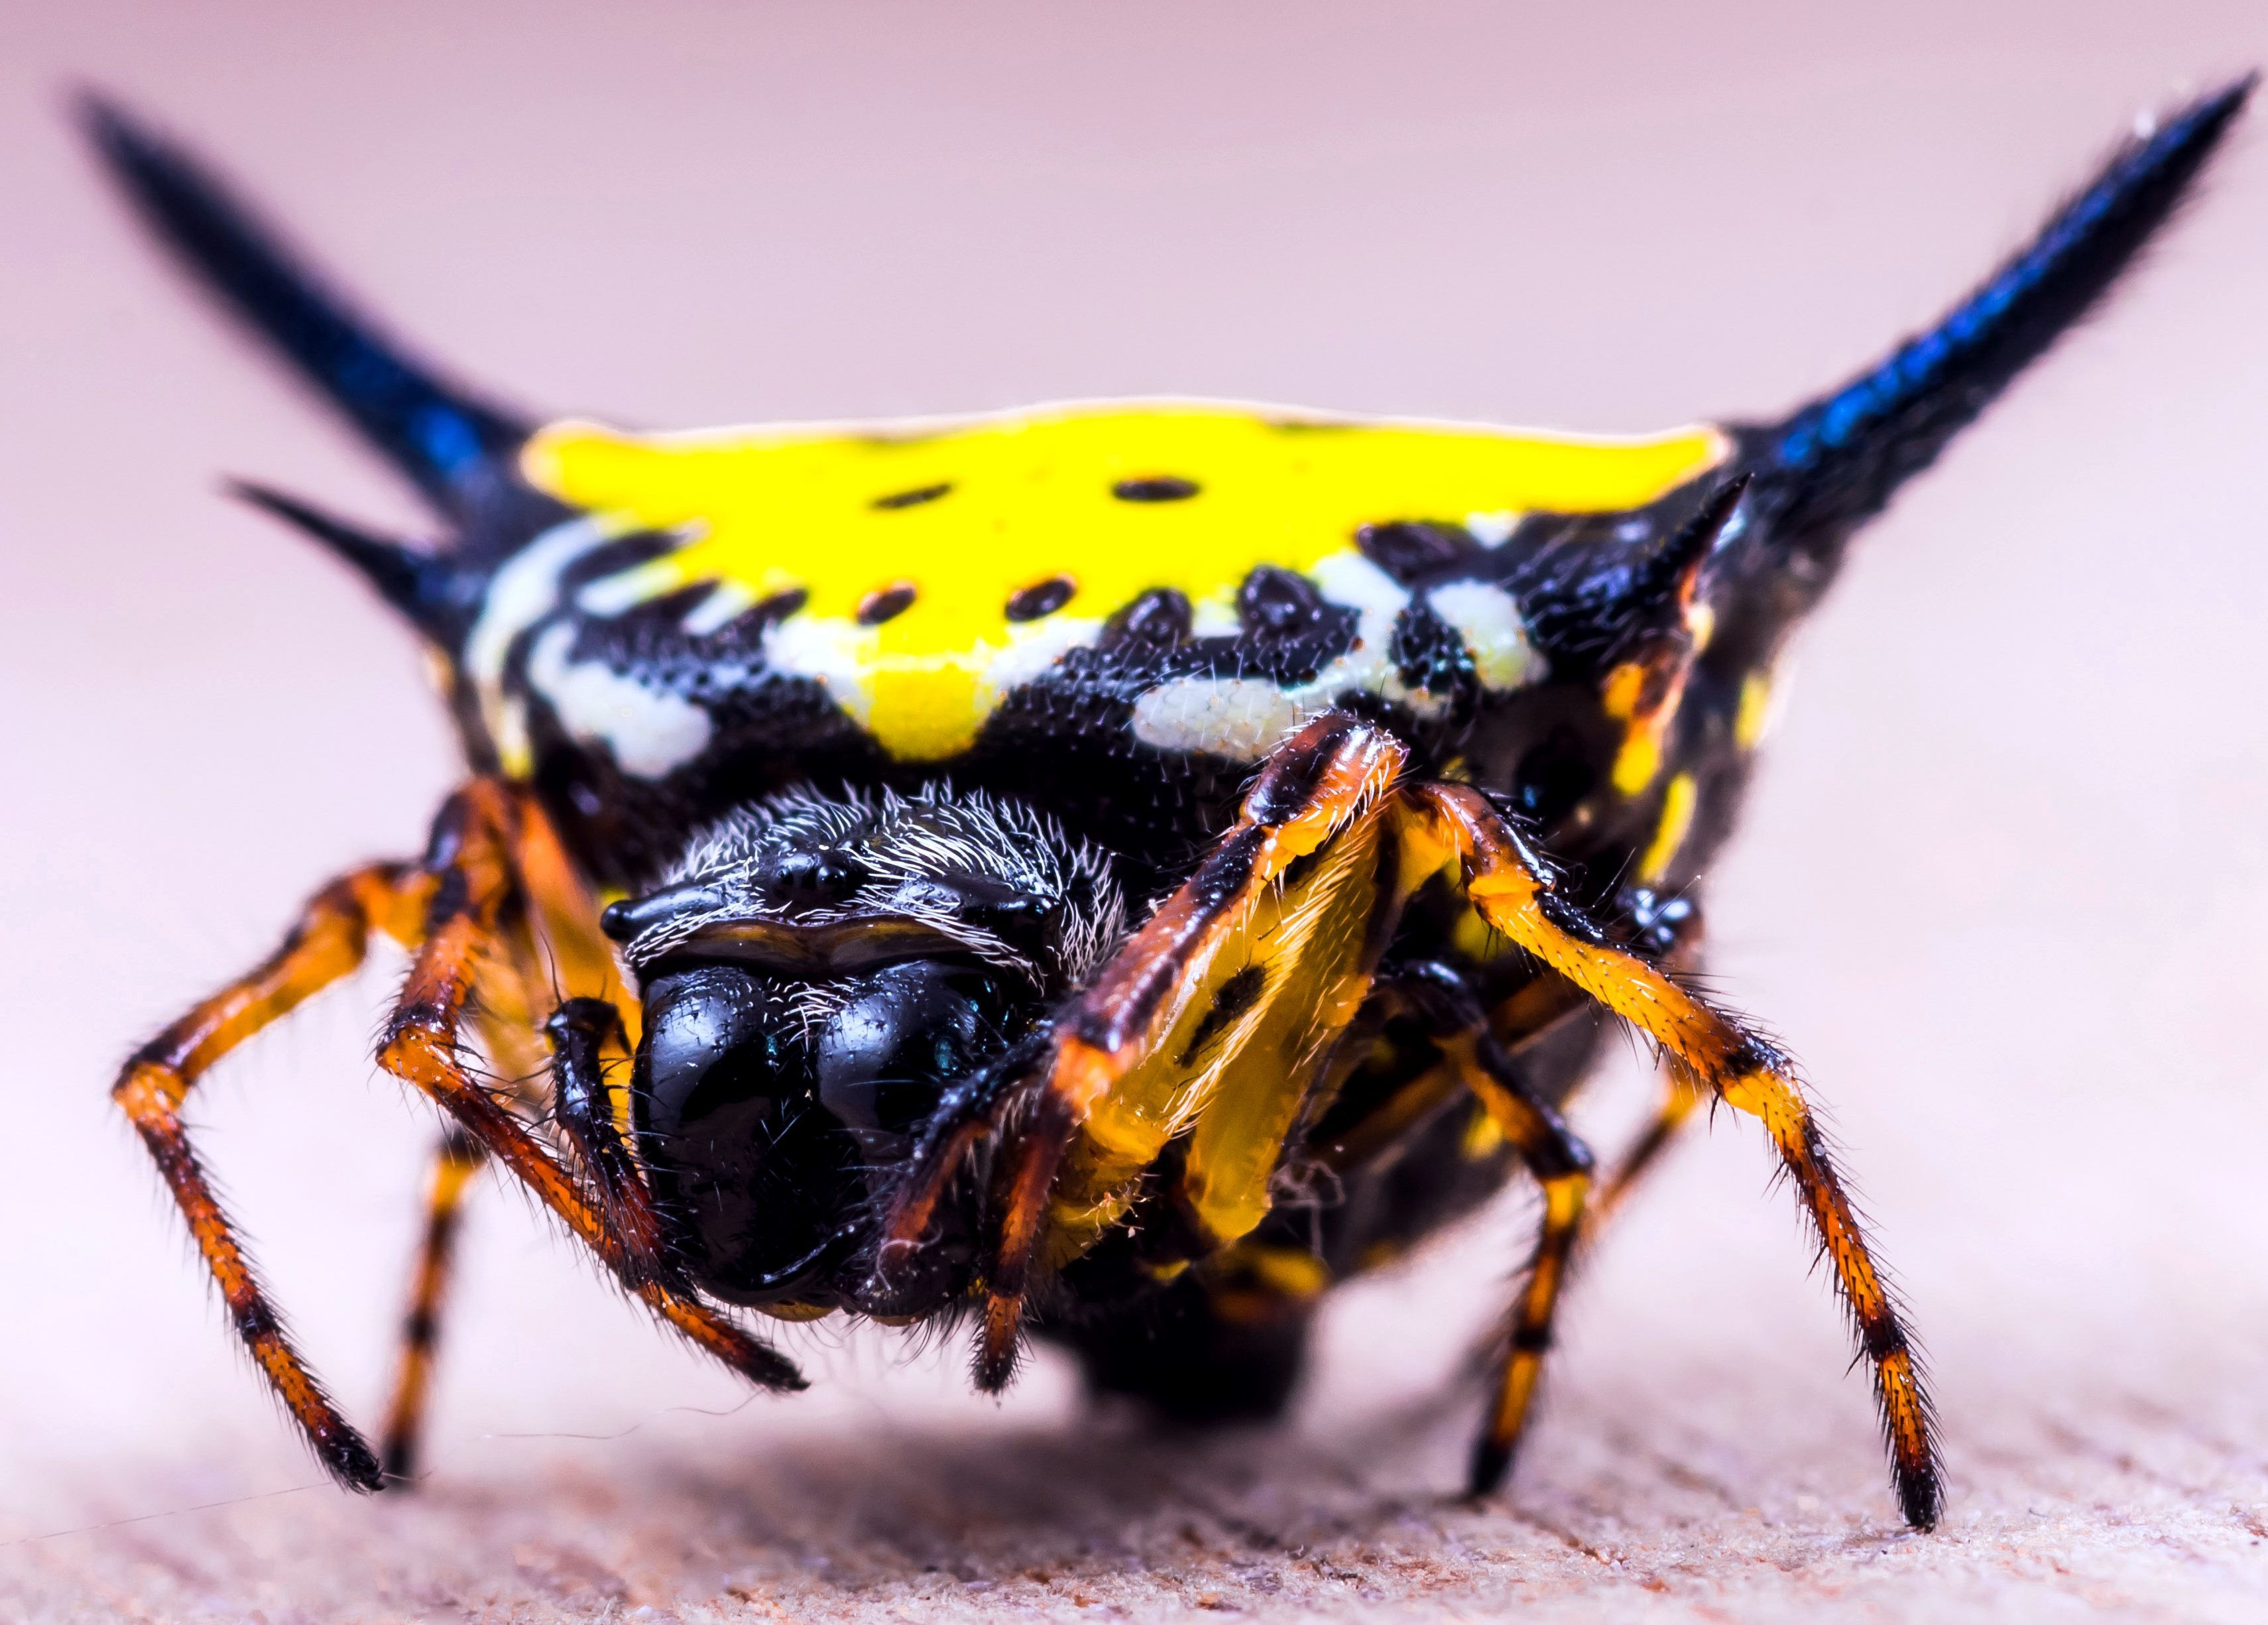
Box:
(7, 3, 2268, 1620)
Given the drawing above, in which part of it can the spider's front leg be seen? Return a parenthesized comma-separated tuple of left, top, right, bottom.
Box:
(114, 863, 436, 1489)
(118, 780, 801, 1490)
(878, 713, 1408, 1386)
(1407, 784, 1943, 1530)
(375, 782, 804, 1394)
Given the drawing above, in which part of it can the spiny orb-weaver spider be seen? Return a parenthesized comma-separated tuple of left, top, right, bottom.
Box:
(97, 78, 2251, 1532)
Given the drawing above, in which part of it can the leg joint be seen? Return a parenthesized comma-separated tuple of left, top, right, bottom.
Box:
(1860, 1314, 1910, 1362)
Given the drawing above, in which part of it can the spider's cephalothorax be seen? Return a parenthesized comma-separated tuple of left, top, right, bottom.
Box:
(99, 79, 2252, 1529)
(603, 784, 1125, 1310)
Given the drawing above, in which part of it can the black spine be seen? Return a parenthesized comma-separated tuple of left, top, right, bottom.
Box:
(80, 93, 532, 519)
(227, 480, 479, 638)
(1747, 76, 2253, 561)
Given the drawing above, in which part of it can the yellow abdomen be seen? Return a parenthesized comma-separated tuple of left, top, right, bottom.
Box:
(520, 401, 1728, 761)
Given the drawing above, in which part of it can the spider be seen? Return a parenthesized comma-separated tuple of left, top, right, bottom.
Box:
(97, 77, 2250, 1533)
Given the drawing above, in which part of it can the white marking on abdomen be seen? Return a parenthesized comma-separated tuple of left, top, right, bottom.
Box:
(526, 622, 714, 779)
(761, 615, 879, 725)
(1425, 579, 1539, 690)
(465, 514, 627, 774)
(1132, 678, 1306, 760)
(1130, 553, 1544, 759)
(1464, 510, 1518, 546)
(682, 581, 760, 636)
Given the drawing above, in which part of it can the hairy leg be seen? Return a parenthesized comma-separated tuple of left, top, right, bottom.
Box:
(1441, 1030, 1595, 1494)
(1409, 783, 1940, 1530)
(377, 782, 804, 1395)
(379, 1128, 486, 1481)
(882, 715, 1408, 1388)
(113, 863, 434, 1490)
(117, 783, 804, 1489)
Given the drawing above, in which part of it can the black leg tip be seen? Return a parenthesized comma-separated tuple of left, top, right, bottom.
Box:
(971, 1325, 1022, 1396)
(973, 1348, 1018, 1396)
(379, 1435, 418, 1488)
(318, 1429, 387, 1494)
(741, 1347, 809, 1394)
(1465, 1434, 1512, 1501)
(1897, 1468, 1943, 1533)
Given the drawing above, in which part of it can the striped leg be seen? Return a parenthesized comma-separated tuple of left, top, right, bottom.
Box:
(377, 781, 806, 1397)
(1590, 893, 1708, 1231)
(1439, 1029, 1594, 1494)
(1309, 961, 1596, 1489)
(881, 714, 1408, 1390)
(379, 1129, 485, 1481)
(1311, 961, 1590, 1177)
(113, 863, 435, 1490)
(1409, 783, 1941, 1530)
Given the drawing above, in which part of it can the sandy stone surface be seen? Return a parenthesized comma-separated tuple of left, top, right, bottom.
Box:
(6, 4, 2268, 1620)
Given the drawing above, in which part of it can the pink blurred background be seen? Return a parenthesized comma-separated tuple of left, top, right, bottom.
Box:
(4, 2, 2267, 1612)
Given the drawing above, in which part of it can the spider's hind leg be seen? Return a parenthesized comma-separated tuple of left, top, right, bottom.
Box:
(1317, 959, 1601, 1496)
(113, 861, 436, 1490)
(1405, 782, 1942, 1530)
(379, 1128, 486, 1482)
(1443, 1026, 1594, 1496)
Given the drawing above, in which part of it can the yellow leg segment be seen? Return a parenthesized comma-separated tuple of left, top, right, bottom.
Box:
(1411, 783, 1942, 1531)
(1441, 1032, 1594, 1496)
(931, 714, 1408, 1386)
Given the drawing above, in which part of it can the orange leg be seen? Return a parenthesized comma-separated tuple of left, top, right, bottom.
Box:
(1441, 1030, 1594, 1497)
(376, 782, 805, 1398)
(379, 1128, 485, 1481)
(119, 783, 802, 1490)
(113, 863, 434, 1490)
(882, 715, 1407, 1389)
(1411, 784, 1941, 1530)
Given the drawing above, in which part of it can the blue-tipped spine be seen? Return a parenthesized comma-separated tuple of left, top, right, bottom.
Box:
(1750, 75, 2253, 556)
(80, 91, 532, 522)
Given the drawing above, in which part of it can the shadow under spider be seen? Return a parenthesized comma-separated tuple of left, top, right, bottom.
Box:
(623, 1374, 1496, 1583)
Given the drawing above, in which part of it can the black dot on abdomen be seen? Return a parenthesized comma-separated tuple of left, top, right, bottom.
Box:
(1103, 587, 1194, 648)
(1112, 475, 1201, 503)
(1356, 519, 1478, 585)
(1237, 566, 1329, 636)
(857, 583, 918, 625)
(1006, 576, 1077, 621)
(871, 482, 953, 511)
